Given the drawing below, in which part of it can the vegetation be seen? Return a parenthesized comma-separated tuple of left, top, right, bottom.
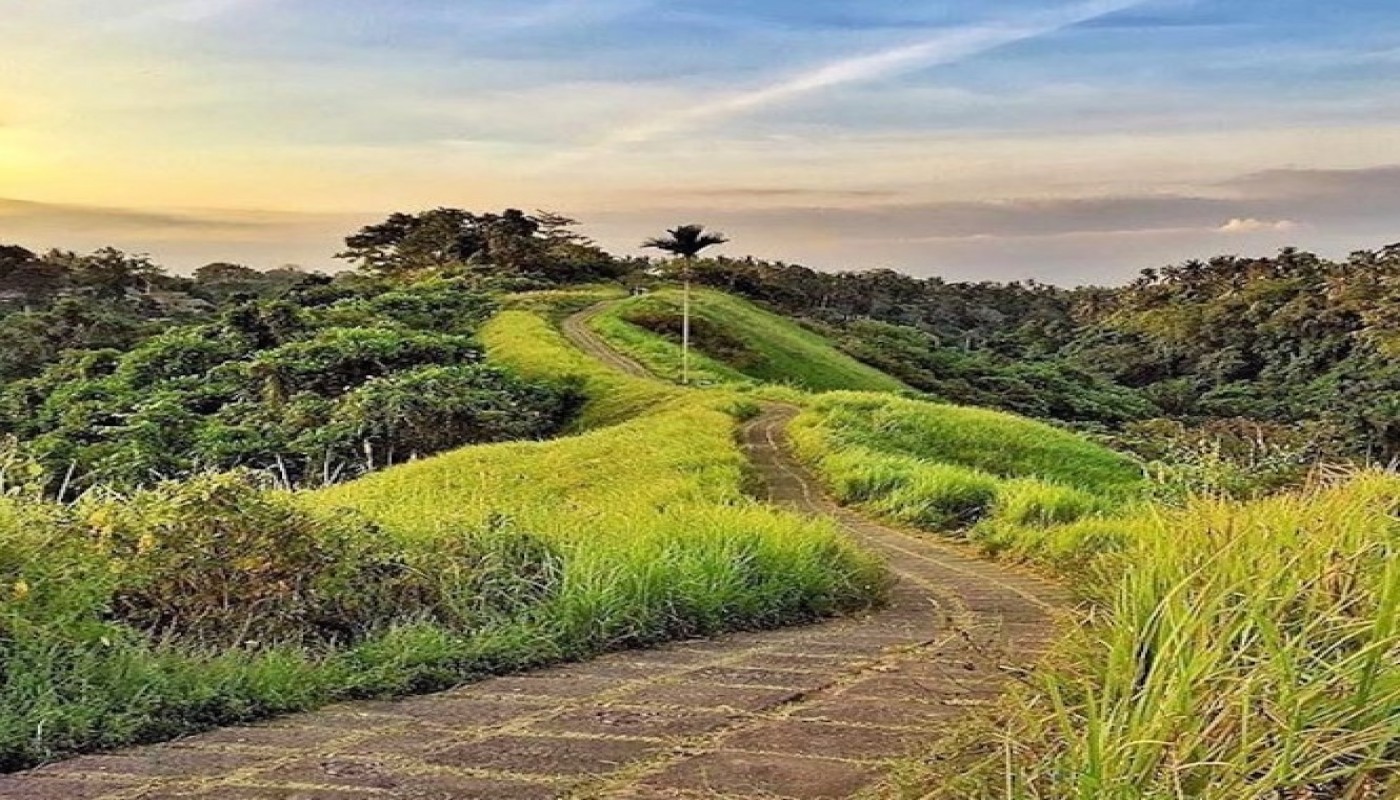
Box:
(338, 208, 626, 286)
(941, 475, 1400, 799)
(0, 279, 576, 492)
(790, 392, 1140, 533)
(6, 213, 1400, 796)
(668, 245, 1400, 464)
(789, 393, 1396, 797)
(641, 224, 731, 384)
(593, 288, 909, 393)
(0, 305, 883, 771)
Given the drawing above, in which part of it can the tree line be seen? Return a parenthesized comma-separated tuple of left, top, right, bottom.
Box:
(6, 207, 1399, 486)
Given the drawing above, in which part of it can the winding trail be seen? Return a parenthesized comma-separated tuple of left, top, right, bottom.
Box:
(0, 305, 1067, 800)
(560, 302, 653, 379)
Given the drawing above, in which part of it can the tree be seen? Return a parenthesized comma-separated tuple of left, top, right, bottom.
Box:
(642, 225, 729, 384)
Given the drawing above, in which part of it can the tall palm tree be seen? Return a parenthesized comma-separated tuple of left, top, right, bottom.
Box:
(642, 224, 729, 384)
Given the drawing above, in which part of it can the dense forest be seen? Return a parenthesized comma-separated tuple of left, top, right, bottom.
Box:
(3, 208, 1398, 492)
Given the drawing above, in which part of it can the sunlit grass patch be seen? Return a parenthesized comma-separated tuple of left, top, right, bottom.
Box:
(592, 288, 909, 393)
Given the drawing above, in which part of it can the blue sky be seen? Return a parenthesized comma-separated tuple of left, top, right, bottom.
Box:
(2, 0, 1398, 283)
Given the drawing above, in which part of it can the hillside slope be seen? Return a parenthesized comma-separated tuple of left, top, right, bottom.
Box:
(590, 288, 909, 393)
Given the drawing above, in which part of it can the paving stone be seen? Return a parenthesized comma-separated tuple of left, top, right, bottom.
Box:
(176, 788, 377, 799)
(245, 757, 408, 791)
(529, 659, 681, 683)
(616, 649, 731, 668)
(530, 704, 743, 739)
(459, 675, 625, 700)
(324, 727, 467, 759)
(31, 748, 274, 779)
(350, 696, 553, 731)
(612, 682, 804, 713)
(172, 725, 352, 751)
(0, 776, 144, 800)
(677, 666, 832, 691)
(771, 640, 890, 657)
(788, 697, 964, 728)
(642, 750, 879, 799)
(429, 734, 662, 777)
(727, 652, 859, 673)
(721, 719, 923, 762)
(262, 709, 405, 733)
(839, 674, 1001, 702)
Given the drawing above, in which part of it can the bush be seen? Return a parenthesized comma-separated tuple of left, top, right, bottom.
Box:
(0, 281, 574, 491)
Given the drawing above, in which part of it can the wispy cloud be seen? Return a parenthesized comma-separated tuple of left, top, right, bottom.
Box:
(576, 0, 1146, 154)
(1219, 217, 1298, 234)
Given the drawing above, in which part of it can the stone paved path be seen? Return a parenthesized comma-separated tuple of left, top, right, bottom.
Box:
(0, 309, 1069, 800)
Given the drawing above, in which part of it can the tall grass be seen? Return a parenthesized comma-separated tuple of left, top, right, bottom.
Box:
(593, 288, 910, 392)
(944, 477, 1400, 798)
(791, 387, 1397, 796)
(789, 392, 1139, 537)
(0, 305, 884, 771)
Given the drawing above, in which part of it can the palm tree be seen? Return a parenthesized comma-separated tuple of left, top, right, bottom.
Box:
(642, 224, 729, 384)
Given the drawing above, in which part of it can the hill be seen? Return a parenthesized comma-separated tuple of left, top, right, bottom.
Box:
(589, 288, 909, 393)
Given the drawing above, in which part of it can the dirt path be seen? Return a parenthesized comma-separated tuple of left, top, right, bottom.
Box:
(0, 311, 1067, 800)
(560, 301, 653, 379)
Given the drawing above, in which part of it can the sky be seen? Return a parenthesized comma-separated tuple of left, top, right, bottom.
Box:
(2, 0, 1399, 285)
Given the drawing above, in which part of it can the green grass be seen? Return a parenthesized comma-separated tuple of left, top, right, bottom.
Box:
(592, 288, 910, 393)
(0, 303, 885, 771)
(788, 392, 1140, 537)
(481, 309, 681, 430)
(938, 476, 1400, 798)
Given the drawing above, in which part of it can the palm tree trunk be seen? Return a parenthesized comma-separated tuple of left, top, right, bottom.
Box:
(682, 261, 692, 385)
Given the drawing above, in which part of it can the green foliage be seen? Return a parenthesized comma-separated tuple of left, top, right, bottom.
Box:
(0, 280, 577, 490)
(1068, 244, 1400, 460)
(338, 208, 623, 285)
(830, 318, 1156, 424)
(595, 289, 910, 393)
(788, 393, 1141, 541)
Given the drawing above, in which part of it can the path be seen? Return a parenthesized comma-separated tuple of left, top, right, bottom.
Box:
(560, 301, 653, 379)
(0, 308, 1067, 800)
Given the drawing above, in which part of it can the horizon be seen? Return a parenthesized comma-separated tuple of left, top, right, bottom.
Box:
(3, 0, 1399, 285)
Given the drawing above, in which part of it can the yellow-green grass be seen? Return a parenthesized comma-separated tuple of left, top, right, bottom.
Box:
(481, 308, 681, 430)
(789, 388, 1396, 796)
(936, 475, 1400, 798)
(592, 288, 910, 393)
(496, 285, 625, 320)
(788, 392, 1140, 536)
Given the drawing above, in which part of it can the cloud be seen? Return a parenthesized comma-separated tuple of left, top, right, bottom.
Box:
(576, 0, 1146, 152)
(0, 198, 264, 233)
(1218, 217, 1298, 234)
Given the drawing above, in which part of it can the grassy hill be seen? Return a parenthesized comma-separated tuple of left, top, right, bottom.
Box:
(0, 298, 884, 771)
(590, 288, 909, 393)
